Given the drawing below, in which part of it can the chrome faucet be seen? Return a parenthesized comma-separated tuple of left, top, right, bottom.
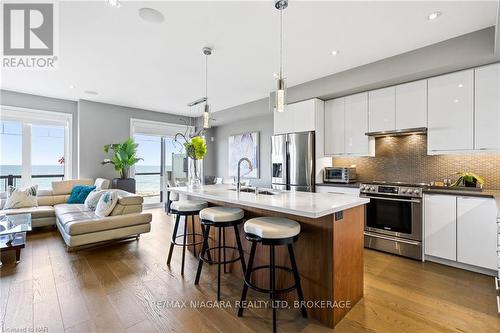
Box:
(236, 157, 253, 193)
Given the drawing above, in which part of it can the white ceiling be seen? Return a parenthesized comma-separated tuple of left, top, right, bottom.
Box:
(1, 1, 498, 117)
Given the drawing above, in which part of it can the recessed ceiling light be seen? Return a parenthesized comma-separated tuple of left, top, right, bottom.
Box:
(427, 11, 442, 21)
(139, 8, 165, 23)
(453, 99, 459, 103)
(84, 90, 99, 96)
(331, 50, 339, 56)
(106, 0, 121, 8)
(69, 84, 75, 89)
(458, 83, 463, 88)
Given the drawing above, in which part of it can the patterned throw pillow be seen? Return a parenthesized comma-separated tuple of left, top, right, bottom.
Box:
(67, 185, 96, 204)
(3, 185, 38, 209)
(95, 191, 118, 217)
(84, 190, 105, 211)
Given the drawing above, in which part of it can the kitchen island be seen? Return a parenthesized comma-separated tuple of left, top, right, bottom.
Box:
(167, 184, 369, 328)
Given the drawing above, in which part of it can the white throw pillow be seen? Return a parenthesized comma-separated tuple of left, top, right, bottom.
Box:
(95, 191, 118, 217)
(84, 190, 105, 211)
(3, 185, 38, 209)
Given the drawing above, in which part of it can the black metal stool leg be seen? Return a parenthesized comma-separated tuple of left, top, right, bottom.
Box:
(181, 216, 188, 276)
(195, 225, 211, 285)
(191, 215, 197, 257)
(200, 224, 212, 263)
(167, 214, 180, 266)
(288, 244, 307, 318)
(238, 241, 257, 317)
(217, 227, 222, 301)
(233, 225, 246, 274)
(270, 245, 277, 333)
(223, 227, 227, 274)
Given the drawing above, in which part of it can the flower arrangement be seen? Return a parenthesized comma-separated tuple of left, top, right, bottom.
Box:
(174, 133, 207, 188)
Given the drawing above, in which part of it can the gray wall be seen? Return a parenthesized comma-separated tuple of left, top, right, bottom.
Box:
(78, 100, 191, 180)
(0, 89, 79, 177)
(209, 110, 273, 188)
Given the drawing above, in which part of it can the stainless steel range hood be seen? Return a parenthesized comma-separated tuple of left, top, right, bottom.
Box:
(365, 127, 427, 137)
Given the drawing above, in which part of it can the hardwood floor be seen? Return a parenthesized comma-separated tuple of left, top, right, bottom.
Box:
(1, 208, 499, 332)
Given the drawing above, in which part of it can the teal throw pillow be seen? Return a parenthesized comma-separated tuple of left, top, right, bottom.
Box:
(67, 185, 96, 204)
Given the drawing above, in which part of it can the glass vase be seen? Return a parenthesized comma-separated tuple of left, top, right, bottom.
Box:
(188, 158, 202, 189)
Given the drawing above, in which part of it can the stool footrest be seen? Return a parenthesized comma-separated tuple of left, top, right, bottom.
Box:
(171, 233, 205, 247)
(244, 265, 298, 294)
(199, 245, 242, 265)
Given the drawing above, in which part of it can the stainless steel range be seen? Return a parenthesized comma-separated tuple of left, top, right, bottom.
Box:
(360, 181, 427, 260)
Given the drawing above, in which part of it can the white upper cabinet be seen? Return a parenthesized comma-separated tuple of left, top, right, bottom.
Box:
(368, 87, 395, 132)
(456, 196, 497, 270)
(427, 70, 474, 153)
(345, 93, 371, 155)
(395, 80, 428, 129)
(475, 63, 500, 150)
(273, 99, 321, 135)
(324, 98, 345, 155)
(424, 194, 457, 261)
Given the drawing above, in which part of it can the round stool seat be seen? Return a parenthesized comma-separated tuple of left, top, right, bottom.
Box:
(171, 200, 208, 212)
(244, 217, 300, 239)
(200, 207, 244, 222)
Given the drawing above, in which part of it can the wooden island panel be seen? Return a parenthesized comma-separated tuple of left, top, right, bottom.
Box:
(186, 200, 365, 328)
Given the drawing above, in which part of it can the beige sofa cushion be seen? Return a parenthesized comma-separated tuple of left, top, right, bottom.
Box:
(54, 203, 151, 236)
(52, 179, 94, 195)
(0, 206, 55, 219)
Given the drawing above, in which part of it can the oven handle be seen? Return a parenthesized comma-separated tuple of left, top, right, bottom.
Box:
(364, 231, 421, 246)
(360, 194, 421, 203)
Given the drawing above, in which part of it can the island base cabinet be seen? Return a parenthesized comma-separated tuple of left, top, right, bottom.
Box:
(457, 197, 497, 270)
(424, 194, 457, 261)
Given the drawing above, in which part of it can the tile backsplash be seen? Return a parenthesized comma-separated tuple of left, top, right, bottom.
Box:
(332, 134, 500, 189)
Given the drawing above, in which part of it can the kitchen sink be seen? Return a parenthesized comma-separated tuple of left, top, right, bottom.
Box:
(228, 188, 279, 195)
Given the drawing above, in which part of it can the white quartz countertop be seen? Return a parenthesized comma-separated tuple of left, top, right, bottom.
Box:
(167, 184, 369, 218)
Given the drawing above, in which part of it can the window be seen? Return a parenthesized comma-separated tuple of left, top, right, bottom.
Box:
(0, 106, 72, 191)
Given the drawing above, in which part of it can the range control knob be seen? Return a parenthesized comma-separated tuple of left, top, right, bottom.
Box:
(360, 185, 366, 191)
(370, 186, 376, 191)
(413, 189, 420, 195)
(401, 188, 407, 194)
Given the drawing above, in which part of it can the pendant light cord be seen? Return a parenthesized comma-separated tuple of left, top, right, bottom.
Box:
(205, 53, 208, 101)
(279, 8, 283, 78)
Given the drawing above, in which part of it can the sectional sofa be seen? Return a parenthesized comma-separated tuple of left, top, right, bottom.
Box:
(0, 179, 152, 250)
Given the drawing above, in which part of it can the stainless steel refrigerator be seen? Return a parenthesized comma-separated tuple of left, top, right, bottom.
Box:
(271, 131, 315, 192)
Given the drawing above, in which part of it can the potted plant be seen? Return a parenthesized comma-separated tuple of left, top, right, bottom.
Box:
(175, 133, 207, 189)
(451, 172, 485, 188)
(102, 138, 142, 193)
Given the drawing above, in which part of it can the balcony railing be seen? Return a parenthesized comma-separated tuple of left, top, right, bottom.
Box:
(135, 172, 162, 203)
(0, 174, 64, 192)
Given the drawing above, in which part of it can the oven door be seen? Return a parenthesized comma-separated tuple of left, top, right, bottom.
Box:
(362, 195, 422, 241)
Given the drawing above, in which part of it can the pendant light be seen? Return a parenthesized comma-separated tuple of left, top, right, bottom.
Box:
(274, 0, 288, 113)
(202, 47, 212, 129)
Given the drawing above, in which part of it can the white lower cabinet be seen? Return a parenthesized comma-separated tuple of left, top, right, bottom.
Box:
(315, 185, 360, 196)
(424, 194, 498, 271)
(424, 194, 457, 261)
(457, 197, 497, 270)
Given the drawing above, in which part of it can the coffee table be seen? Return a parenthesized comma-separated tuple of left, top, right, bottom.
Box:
(0, 213, 32, 267)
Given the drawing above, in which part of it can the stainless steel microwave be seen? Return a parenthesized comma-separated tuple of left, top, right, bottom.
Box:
(323, 167, 357, 183)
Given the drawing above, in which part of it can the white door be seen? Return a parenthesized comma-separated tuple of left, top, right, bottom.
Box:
(424, 194, 457, 261)
(428, 70, 474, 153)
(395, 80, 428, 129)
(457, 197, 497, 270)
(273, 109, 292, 135)
(324, 98, 345, 155)
(345, 93, 369, 155)
(475, 63, 500, 150)
(291, 99, 316, 133)
(368, 87, 395, 132)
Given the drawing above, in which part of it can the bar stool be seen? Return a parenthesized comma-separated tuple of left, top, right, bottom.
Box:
(237, 217, 307, 333)
(195, 207, 247, 301)
(167, 199, 209, 275)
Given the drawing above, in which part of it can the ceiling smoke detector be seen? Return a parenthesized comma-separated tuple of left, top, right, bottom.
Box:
(139, 8, 165, 24)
